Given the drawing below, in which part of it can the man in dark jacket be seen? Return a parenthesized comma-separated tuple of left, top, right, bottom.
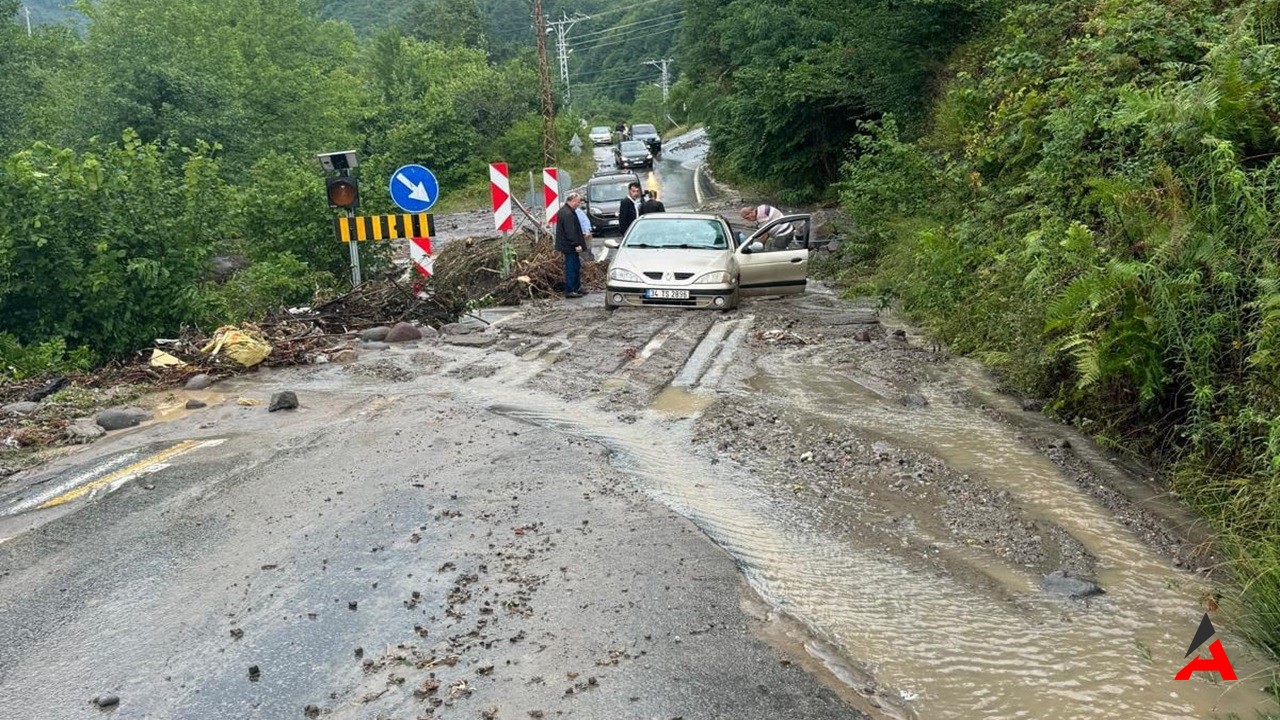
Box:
(555, 192, 586, 298)
(639, 190, 666, 215)
(617, 181, 642, 236)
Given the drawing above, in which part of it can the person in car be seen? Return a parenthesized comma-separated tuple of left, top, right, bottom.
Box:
(640, 190, 666, 215)
(741, 203, 795, 249)
(555, 193, 586, 298)
(618, 181, 642, 235)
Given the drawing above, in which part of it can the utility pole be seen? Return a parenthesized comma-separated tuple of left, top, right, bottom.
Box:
(20, 5, 32, 37)
(532, 0, 558, 168)
(645, 58, 674, 103)
(548, 12, 589, 106)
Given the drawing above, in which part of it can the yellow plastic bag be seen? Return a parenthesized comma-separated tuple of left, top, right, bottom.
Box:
(201, 325, 272, 367)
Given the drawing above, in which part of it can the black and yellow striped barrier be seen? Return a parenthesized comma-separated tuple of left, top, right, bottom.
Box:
(334, 213, 435, 243)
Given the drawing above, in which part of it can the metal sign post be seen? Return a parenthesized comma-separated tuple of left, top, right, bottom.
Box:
(346, 208, 361, 286)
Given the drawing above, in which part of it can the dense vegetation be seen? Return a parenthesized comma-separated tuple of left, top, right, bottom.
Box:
(675, 0, 999, 200)
(0, 0, 584, 377)
(830, 0, 1280, 657)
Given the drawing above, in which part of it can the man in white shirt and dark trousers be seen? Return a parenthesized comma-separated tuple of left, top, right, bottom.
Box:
(740, 203, 795, 250)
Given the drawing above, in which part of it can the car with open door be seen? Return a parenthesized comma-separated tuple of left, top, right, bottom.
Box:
(603, 212, 812, 310)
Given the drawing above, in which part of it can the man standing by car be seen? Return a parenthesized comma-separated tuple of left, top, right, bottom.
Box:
(741, 203, 795, 249)
(617, 181, 642, 235)
(556, 193, 587, 298)
(640, 190, 666, 215)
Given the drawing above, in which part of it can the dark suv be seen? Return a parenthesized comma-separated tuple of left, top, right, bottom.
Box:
(584, 170, 641, 235)
(630, 123, 662, 155)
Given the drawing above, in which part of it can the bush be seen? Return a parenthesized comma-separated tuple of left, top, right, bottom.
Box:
(0, 333, 94, 381)
(0, 131, 229, 358)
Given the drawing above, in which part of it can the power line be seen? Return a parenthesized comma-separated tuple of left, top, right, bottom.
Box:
(573, 10, 685, 41)
(577, 0, 678, 23)
(572, 16, 685, 53)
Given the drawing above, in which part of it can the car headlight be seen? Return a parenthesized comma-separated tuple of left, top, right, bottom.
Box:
(694, 271, 733, 285)
(609, 267, 643, 282)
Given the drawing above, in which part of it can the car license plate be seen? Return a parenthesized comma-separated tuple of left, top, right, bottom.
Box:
(645, 289, 689, 300)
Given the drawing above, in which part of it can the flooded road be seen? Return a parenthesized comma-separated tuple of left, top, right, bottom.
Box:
(0, 279, 1276, 717)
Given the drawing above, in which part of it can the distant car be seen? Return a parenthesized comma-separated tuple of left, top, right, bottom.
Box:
(614, 140, 653, 169)
(584, 170, 642, 235)
(602, 212, 813, 310)
(630, 123, 662, 155)
(588, 126, 613, 145)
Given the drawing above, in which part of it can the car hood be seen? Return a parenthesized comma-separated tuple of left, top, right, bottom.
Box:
(611, 247, 733, 277)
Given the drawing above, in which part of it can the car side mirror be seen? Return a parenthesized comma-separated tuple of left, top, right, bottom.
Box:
(604, 238, 620, 249)
(749, 242, 765, 253)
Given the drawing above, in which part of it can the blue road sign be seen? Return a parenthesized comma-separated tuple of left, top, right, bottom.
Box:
(389, 164, 439, 213)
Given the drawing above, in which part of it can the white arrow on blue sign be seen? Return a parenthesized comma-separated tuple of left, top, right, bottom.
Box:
(389, 164, 440, 213)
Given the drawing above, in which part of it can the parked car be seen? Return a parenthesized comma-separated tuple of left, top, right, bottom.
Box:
(588, 126, 614, 145)
(613, 140, 653, 169)
(630, 123, 662, 155)
(584, 170, 642, 235)
(602, 212, 813, 310)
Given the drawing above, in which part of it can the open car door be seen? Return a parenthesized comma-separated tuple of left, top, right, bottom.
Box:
(736, 214, 812, 297)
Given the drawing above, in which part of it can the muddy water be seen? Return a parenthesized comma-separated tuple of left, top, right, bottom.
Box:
(461, 366, 1277, 720)
(748, 353, 1279, 719)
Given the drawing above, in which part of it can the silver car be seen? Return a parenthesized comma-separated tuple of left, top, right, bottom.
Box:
(588, 126, 614, 145)
(603, 212, 812, 310)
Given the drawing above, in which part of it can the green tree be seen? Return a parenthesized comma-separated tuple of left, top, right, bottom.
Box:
(405, 0, 488, 50)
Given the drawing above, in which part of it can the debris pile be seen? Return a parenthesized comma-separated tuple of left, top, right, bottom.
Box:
(432, 232, 605, 306)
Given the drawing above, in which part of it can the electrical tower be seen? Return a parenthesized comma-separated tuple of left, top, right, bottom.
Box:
(19, 4, 32, 37)
(532, 0, 558, 168)
(548, 12, 589, 106)
(645, 58, 674, 103)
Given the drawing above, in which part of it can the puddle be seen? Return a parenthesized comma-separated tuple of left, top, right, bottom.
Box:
(650, 386, 715, 418)
(468, 376, 1278, 720)
(146, 389, 230, 424)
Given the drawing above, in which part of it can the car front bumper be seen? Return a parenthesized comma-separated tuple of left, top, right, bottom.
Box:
(604, 283, 736, 309)
(617, 158, 651, 168)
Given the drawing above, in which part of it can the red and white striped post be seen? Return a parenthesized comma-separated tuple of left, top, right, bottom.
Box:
(409, 235, 433, 279)
(489, 162, 513, 233)
(543, 167, 560, 225)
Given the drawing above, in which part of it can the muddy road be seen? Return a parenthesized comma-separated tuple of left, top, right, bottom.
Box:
(1, 282, 1277, 719)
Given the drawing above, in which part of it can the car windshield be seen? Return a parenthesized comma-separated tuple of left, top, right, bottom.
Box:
(591, 126, 609, 134)
(632, 124, 657, 135)
(620, 141, 647, 154)
(623, 218, 729, 250)
(589, 181, 631, 203)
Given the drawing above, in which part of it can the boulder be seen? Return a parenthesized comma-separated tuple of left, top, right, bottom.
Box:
(385, 322, 423, 343)
(185, 399, 207, 410)
(95, 407, 152, 431)
(332, 349, 359, 364)
(2, 401, 39, 416)
(441, 322, 478, 336)
(268, 391, 299, 412)
(210, 255, 249, 283)
(419, 324, 440, 340)
(359, 326, 391, 342)
(184, 373, 214, 391)
(1021, 398, 1045, 412)
(66, 420, 106, 443)
(1042, 570, 1103, 598)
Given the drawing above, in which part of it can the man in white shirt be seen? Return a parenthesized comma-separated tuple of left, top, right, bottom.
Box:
(740, 203, 795, 249)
